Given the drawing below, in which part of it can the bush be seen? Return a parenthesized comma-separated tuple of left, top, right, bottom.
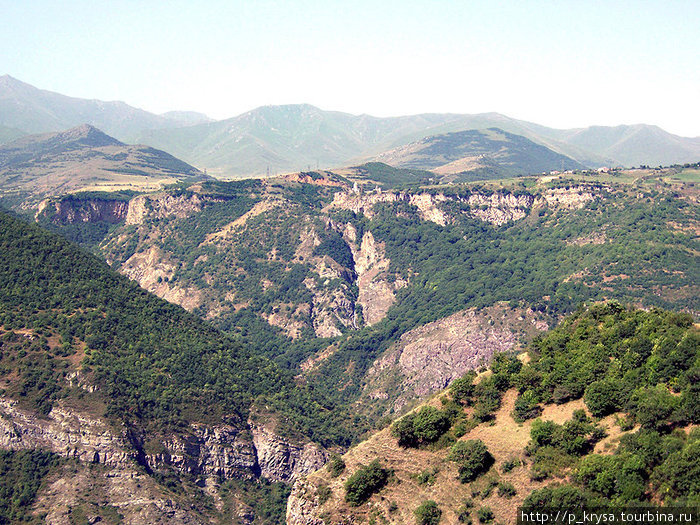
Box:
(628, 385, 679, 430)
(477, 506, 494, 524)
(522, 484, 593, 509)
(448, 440, 494, 483)
(344, 460, 390, 506)
(500, 458, 520, 473)
(584, 379, 622, 417)
(392, 406, 452, 448)
(451, 371, 477, 405)
(415, 466, 439, 486)
(328, 455, 345, 477)
(497, 481, 516, 498)
(317, 484, 331, 505)
(457, 499, 474, 523)
(414, 500, 442, 525)
(512, 389, 542, 422)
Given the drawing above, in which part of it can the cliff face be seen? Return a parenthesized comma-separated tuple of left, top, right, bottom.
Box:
(125, 192, 222, 225)
(36, 191, 222, 227)
(37, 198, 129, 224)
(250, 421, 328, 483)
(364, 304, 549, 412)
(331, 185, 598, 227)
(0, 397, 325, 484)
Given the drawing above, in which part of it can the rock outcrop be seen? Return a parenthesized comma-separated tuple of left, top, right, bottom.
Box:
(365, 305, 549, 411)
(331, 186, 598, 227)
(120, 245, 205, 312)
(0, 396, 327, 490)
(287, 479, 328, 525)
(37, 197, 129, 224)
(350, 230, 396, 326)
(250, 421, 328, 483)
(330, 190, 449, 225)
(0, 398, 130, 467)
(126, 192, 222, 225)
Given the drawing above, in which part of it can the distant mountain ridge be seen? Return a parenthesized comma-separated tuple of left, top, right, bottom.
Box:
(1, 75, 699, 176)
(373, 128, 584, 178)
(0, 75, 208, 142)
(0, 124, 206, 207)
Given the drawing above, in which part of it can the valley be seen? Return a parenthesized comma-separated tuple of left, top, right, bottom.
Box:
(0, 77, 697, 525)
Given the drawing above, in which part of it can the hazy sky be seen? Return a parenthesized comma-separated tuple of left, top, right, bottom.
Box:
(2, 0, 699, 136)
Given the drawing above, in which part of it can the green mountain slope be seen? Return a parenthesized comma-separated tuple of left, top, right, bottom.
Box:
(289, 303, 699, 524)
(137, 105, 607, 176)
(372, 128, 584, 178)
(37, 172, 699, 435)
(4, 77, 699, 177)
(0, 75, 183, 142)
(563, 124, 700, 167)
(0, 209, 354, 446)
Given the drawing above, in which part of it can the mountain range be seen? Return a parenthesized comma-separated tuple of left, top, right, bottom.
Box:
(1, 75, 699, 177)
(0, 123, 206, 208)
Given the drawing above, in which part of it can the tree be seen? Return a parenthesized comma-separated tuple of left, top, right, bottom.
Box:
(414, 500, 442, 525)
(392, 406, 451, 448)
(447, 440, 493, 483)
(344, 460, 389, 506)
(584, 379, 622, 417)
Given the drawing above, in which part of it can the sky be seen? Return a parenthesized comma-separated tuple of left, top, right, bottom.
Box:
(1, 0, 699, 136)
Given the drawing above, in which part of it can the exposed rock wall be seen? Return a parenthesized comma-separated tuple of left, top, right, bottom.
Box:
(466, 192, 538, 225)
(330, 190, 449, 225)
(0, 398, 130, 467)
(365, 305, 549, 412)
(37, 198, 129, 224)
(126, 193, 222, 225)
(0, 397, 327, 488)
(287, 479, 328, 525)
(350, 231, 396, 326)
(331, 186, 598, 226)
(250, 421, 328, 483)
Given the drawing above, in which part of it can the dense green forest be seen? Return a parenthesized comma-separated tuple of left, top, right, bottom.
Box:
(0, 209, 350, 445)
(0, 450, 61, 524)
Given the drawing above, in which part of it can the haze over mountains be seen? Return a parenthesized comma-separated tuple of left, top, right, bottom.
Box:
(0, 123, 205, 207)
(1, 74, 699, 177)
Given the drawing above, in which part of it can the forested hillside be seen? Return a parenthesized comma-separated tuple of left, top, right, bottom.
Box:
(37, 172, 695, 419)
(18, 168, 698, 522)
(289, 303, 699, 524)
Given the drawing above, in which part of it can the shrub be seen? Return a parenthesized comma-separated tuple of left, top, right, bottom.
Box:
(628, 385, 679, 431)
(451, 371, 477, 405)
(584, 379, 622, 417)
(522, 484, 592, 509)
(500, 458, 520, 473)
(392, 406, 452, 448)
(457, 499, 474, 523)
(512, 389, 542, 422)
(344, 460, 390, 506)
(477, 506, 494, 524)
(317, 484, 331, 505)
(414, 500, 442, 525)
(328, 454, 345, 477)
(415, 466, 439, 486)
(448, 440, 494, 483)
(497, 482, 516, 498)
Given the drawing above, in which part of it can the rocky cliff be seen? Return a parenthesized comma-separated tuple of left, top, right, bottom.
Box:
(364, 304, 549, 412)
(0, 396, 327, 523)
(37, 197, 129, 224)
(331, 185, 597, 227)
(0, 397, 325, 484)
